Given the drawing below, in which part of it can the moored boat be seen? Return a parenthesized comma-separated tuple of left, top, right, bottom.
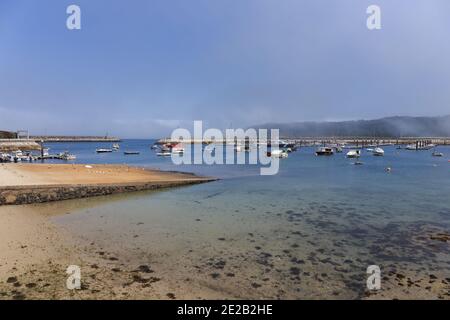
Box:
(372, 147, 384, 156)
(346, 150, 361, 158)
(315, 147, 334, 156)
(96, 148, 113, 153)
(59, 151, 76, 160)
(268, 149, 288, 158)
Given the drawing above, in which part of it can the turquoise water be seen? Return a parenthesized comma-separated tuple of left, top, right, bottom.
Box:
(44, 140, 450, 298)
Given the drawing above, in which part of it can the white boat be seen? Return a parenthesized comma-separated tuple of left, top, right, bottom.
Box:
(315, 147, 334, 156)
(0, 153, 11, 162)
(406, 143, 436, 151)
(96, 148, 113, 153)
(112, 143, 120, 150)
(346, 150, 361, 158)
(373, 147, 384, 156)
(269, 149, 288, 158)
(432, 151, 444, 157)
(59, 151, 76, 160)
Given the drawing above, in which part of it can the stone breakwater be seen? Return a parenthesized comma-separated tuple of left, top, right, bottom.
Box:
(0, 139, 41, 152)
(0, 179, 216, 205)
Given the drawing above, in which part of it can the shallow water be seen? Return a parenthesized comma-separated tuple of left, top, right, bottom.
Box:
(43, 140, 450, 298)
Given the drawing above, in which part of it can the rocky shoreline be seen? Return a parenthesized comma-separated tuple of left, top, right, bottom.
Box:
(0, 180, 215, 205)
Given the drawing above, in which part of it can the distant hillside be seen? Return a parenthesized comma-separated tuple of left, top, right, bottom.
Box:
(0, 130, 17, 139)
(254, 115, 450, 138)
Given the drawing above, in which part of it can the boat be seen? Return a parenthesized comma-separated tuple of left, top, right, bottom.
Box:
(112, 143, 120, 150)
(432, 151, 444, 157)
(315, 147, 334, 156)
(406, 143, 436, 151)
(372, 147, 384, 156)
(124, 151, 140, 155)
(0, 153, 12, 163)
(43, 148, 50, 156)
(59, 151, 76, 160)
(96, 148, 113, 153)
(346, 150, 361, 158)
(268, 149, 288, 158)
(335, 146, 343, 153)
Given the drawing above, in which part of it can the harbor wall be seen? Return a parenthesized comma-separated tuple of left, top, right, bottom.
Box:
(31, 136, 121, 142)
(158, 137, 450, 145)
(0, 179, 215, 205)
(0, 139, 41, 152)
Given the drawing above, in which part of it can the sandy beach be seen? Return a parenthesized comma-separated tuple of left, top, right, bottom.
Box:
(0, 163, 215, 206)
(0, 163, 209, 186)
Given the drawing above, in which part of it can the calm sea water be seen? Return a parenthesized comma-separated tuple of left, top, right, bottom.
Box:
(42, 140, 450, 298)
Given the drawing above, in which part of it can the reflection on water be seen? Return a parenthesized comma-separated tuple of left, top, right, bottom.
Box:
(41, 142, 450, 298)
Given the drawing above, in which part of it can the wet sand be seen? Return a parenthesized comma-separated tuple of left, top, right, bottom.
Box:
(0, 203, 233, 299)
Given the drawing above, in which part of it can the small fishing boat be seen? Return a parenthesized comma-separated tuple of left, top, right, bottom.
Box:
(96, 148, 113, 153)
(432, 151, 444, 157)
(373, 147, 385, 156)
(268, 149, 288, 158)
(124, 151, 140, 155)
(315, 147, 334, 156)
(59, 151, 76, 160)
(112, 143, 120, 150)
(346, 150, 361, 158)
(406, 143, 435, 151)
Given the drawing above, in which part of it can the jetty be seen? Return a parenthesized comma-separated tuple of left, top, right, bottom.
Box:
(31, 136, 121, 142)
(0, 164, 216, 205)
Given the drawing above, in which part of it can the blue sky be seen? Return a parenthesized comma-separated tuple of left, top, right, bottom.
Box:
(1, 0, 449, 138)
